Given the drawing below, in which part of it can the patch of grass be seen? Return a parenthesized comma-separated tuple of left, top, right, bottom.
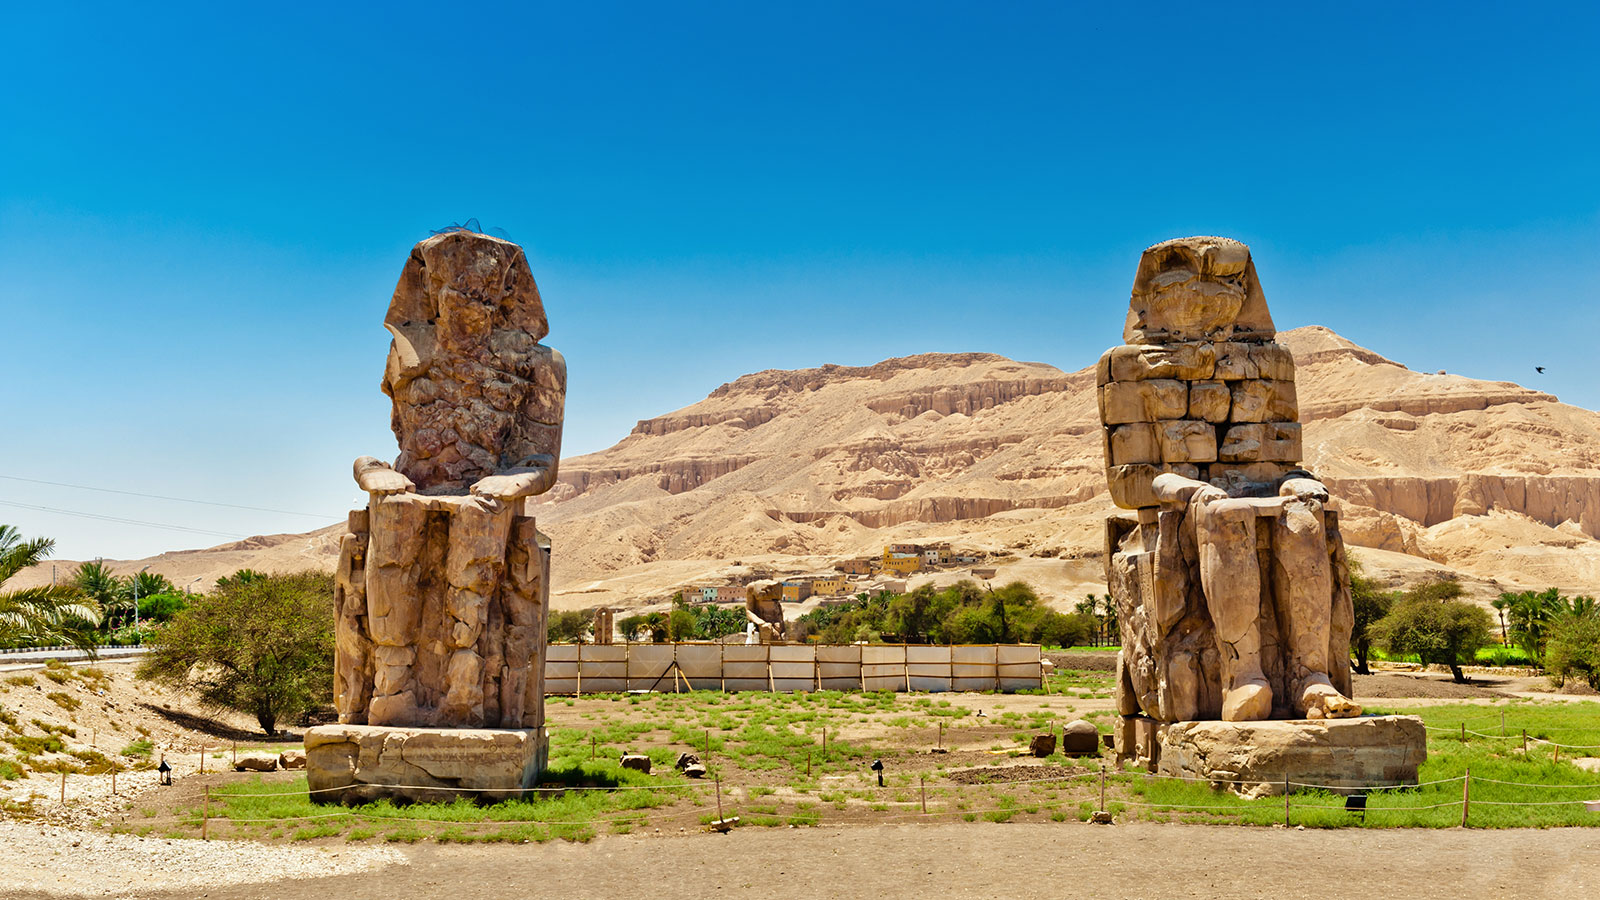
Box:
(1125, 702, 1600, 828)
(45, 692, 80, 711)
(121, 739, 154, 759)
(291, 822, 344, 841)
(42, 670, 71, 685)
(346, 826, 378, 841)
(0, 758, 23, 780)
(31, 720, 75, 738)
(4, 676, 33, 688)
(213, 754, 688, 844)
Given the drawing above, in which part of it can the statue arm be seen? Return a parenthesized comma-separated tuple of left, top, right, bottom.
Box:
(353, 457, 414, 495)
(470, 455, 558, 501)
(1151, 472, 1225, 507)
(1279, 471, 1330, 503)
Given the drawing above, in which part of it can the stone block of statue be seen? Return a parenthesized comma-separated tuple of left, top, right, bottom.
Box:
(744, 580, 786, 643)
(333, 230, 565, 732)
(1101, 236, 1358, 725)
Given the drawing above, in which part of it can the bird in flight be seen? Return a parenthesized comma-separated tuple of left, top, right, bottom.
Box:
(1535, 366, 1546, 374)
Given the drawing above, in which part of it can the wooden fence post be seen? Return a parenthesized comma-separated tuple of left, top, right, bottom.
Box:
(1461, 767, 1470, 827)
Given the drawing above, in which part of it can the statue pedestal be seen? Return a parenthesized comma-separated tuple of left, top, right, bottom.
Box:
(305, 724, 548, 805)
(1118, 715, 1426, 798)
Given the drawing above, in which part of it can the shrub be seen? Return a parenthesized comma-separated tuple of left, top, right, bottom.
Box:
(46, 691, 80, 711)
(121, 739, 154, 759)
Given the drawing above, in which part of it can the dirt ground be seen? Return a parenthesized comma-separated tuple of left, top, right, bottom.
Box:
(9, 822, 1597, 900)
(7, 656, 1600, 899)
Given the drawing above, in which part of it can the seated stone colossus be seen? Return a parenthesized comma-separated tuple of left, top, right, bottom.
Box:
(1101, 236, 1359, 731)
(335, 228, 566, 731)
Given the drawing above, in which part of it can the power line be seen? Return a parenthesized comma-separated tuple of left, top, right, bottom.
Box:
(0, 474, 338, 519)
(0, 499, 263, 539)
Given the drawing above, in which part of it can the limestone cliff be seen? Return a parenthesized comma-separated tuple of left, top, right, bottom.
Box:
(31, 328, 1600, 608)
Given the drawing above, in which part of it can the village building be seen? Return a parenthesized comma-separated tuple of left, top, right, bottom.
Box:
(808, 575, 849, 596)
(835, 558, 876, 575)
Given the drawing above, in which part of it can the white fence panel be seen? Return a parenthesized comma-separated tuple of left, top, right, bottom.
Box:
(722, 645, 769, 691)
(626, 643, 677, 691)
(862, 644, 907, 692)
(769, 644, 816, 692)
(906, 644, 953, 692)
(817, 644, 862, 690)
(951, 644, 999, 691)
(580, 644, 628, 693)
(676, 642, 724, 691)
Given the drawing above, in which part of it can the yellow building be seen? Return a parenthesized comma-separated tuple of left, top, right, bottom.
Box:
(881, 547, 922, 575)
(809, 575, 848, 596)
(782, 580, 813, 602)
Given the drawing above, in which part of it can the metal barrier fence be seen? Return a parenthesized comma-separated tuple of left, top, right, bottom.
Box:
(544, 643, 1043, 693)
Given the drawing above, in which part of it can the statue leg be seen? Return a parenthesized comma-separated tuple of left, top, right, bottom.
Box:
(365, 495, 427, 725)
(440, 497, 513, 726)
(334, 522, 373, 724)
(1272, 499, 1361, 719)
(1195, 498, 1272, 721)
(501, 516, 545, 728)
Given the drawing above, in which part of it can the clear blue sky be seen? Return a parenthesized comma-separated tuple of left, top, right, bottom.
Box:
(2, 2, 1596, 561)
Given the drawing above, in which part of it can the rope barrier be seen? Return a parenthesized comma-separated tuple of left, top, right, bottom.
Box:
(1468, 799, 1599, 807)
(1287, 776, 1466, 791)
(1421, 724, 1600, 750)
(1470, 776, 1600, 789)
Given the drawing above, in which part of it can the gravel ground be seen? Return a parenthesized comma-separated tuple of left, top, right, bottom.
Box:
(0, 822, 404, 897)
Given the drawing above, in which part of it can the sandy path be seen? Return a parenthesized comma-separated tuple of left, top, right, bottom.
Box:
(12, 822, 1597, 900)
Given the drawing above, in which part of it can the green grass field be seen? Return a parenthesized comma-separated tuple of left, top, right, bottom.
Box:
(162, 684, 1600, 843)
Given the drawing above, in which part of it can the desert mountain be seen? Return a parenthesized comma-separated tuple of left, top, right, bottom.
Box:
(20, 327, 1600, 609)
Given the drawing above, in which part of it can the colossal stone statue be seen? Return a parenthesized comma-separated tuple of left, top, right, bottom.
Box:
(307, 230, 565, 802)
(1101, 237, 1424, 792)
(1102, 236, 1359, 723)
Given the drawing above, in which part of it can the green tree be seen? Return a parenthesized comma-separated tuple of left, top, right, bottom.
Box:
(71, 561, 124, 625)
(694, 605, 744, 641)
(1501, 587, 1562, 664)
(1370, 594, 1492, 683)
(1544, 604, 1600, 689)
(0, 526, 102, 651)
(1348, 559, 1392, 675)
(641, 612, 668, 643)
(137, 571, 334, 735)
(617, 614, 649, 642)
(547, 610, 592, 643)
(667, 608, 698, 641)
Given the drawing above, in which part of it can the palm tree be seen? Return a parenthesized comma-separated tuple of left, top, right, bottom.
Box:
(0, 525, 102, 651)
(72, 560, 127, 628)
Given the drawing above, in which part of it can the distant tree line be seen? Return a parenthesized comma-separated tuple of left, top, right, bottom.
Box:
(1348, 559, 1597, 686)
(792, 580, 1103, 647)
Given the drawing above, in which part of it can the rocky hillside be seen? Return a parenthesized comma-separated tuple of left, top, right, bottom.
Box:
(22, 327, 1600, 608)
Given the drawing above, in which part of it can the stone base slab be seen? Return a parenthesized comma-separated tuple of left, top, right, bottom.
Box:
(1118, 715, 1426, 798)
(305, 724, 548, 805)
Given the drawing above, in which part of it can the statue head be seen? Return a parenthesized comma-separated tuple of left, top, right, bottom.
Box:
(1101, 236, 1301, 508)
(1124, 236, 1274, 345)
(380, 231, 563, 492)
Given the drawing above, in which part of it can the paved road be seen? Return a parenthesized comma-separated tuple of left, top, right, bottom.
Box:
(0, 646, 146, 670)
